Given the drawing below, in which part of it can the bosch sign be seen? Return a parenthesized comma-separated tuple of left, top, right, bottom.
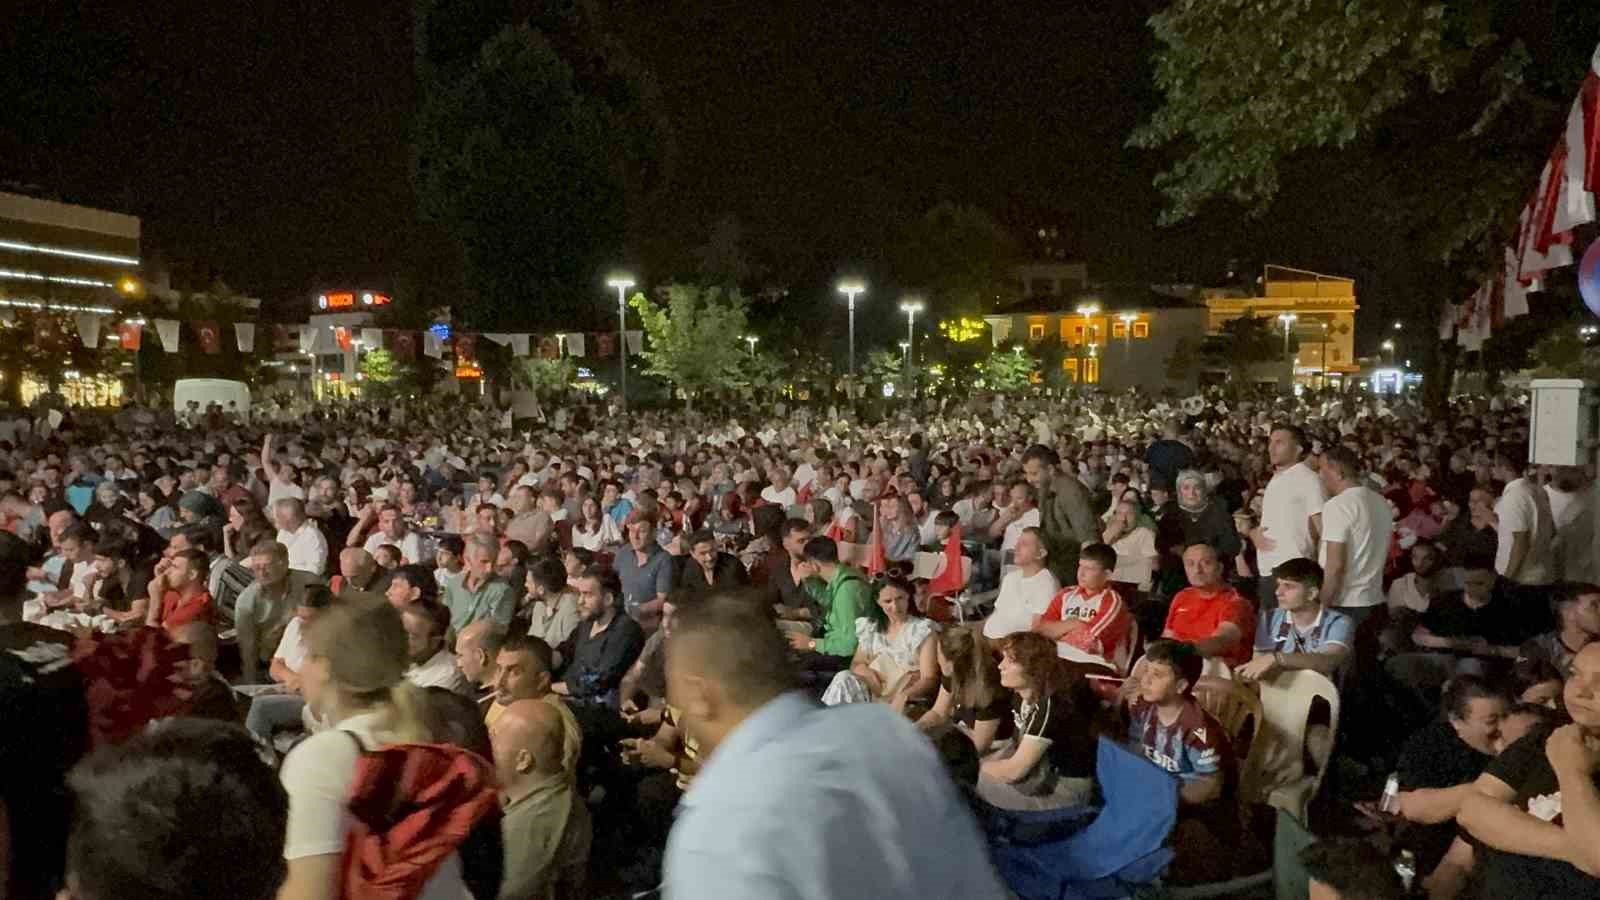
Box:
(315, 291, 391, 311)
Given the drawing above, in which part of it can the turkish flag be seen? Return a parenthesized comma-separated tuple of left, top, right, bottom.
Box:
(195, 321, 222, 354)
(388, 330, 416, 361)
(863, 505, 887, 578)
(454, 333, 476, 361)
(334, 327, 354, 352)
(118, 321, 142, 350)
(927, 526, 966, 596)
(272, 324, 296, 352)
(595, 332, 615, 358)
(34, 315, 62, 349)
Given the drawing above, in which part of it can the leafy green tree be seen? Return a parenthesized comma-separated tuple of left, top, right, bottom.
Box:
(890, 203, 1023, 318)
(863, 349, 910, 397)
(514, 355, 577, 399)
(628, 285, 751, 410)
(982, 347, 1039, 393)
(1200, 313, 1287, 394)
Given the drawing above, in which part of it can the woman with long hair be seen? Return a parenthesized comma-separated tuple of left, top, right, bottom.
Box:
(571, 494, 622, 552)
(821, 577, 938, 712)
(915, 628, 1010, 755)
(1102, 490, 1159, 596)
(976, 631, 1100, 811)
(876, 495, 920, 563)
(277, 596, 490, 900)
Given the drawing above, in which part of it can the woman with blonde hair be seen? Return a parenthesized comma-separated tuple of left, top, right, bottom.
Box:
(276, 596, 483, 900)
(915, 627, 1010, 755)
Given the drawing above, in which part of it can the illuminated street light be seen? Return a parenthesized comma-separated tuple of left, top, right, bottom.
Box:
(1118, 311, 1138, 356)
(838, 281, 866, 375)
(607, 274, 636, 414)
(743, 335, 759, 355)
(1277, 312, 1298, 359)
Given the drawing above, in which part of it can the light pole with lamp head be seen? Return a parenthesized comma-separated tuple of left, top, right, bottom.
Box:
(607, 275, 635, 414)
(838, 281, 866, 377)
(743, 335, 759, 355)
(899, 298, 924, 381)
(1074, 303, 1100, 381)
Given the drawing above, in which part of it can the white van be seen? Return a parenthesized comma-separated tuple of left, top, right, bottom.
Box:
(173, 378, 251, 420)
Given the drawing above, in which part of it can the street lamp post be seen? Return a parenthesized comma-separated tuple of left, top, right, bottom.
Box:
(1320, 322, 1330, 387)
(838, 281, 866, 377)
(743, 335, 759, 355)
(1276, 312, 1298, 356)
(1381, 339, 1395, 365)
(899, 298, 924, 383)
(1074, 303, 1100, 382)
(607, 275, 635, 414)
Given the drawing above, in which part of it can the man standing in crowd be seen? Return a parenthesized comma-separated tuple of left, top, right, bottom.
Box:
(1021, 444, 1097, 584)
(662, 592, 1007, 899)
(1491, 451, 1556, 586)
(1546, 466, 1595, 582)
(1316, 445, 1394, 627)
(1251, 424, 1325, 607)
(554, 567, 645, 708)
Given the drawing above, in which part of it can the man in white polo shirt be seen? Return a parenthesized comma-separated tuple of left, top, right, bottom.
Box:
(1316, 445, 1393, 628)
(1491, 451, 1555, 586)
(1251, 424, 1327, 606)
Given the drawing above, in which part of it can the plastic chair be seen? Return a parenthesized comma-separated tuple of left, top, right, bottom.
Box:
(1193, 678, 1262, 759)
(989, 737, 1178, 900)
(1251, 669, 1341, 822)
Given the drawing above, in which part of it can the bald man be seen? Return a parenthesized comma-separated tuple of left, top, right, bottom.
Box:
(333, 547, 383, 603)
(490, 699, 591, 900)
(455, 619, 507, 708)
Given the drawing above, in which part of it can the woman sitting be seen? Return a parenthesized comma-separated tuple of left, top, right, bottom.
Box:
(1102, 490, 1158, 600)
(876, 496, 921, 564)
(916, 628, 1011, 755)
(821, 577, 938, 713)
(976, 631, 1100, 811)
(570, 495, 623, 552)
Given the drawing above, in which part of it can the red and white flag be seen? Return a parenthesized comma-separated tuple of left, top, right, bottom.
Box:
(1554, 44, 1600, 234)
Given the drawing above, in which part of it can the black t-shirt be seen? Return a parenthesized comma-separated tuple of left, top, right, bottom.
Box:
(1396, 721, 1492, 875)
(1421, 591, 1527, 650)
(0, 622, 90, 900)
(939, 674, 1013, 737)
(1011, 674, 1098, 780)
(1475, 725, 1600, 899)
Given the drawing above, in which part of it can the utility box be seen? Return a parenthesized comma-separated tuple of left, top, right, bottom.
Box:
(1529, 379, 1596, 467)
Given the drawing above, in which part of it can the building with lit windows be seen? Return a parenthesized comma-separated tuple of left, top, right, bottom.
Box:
(0, 191, 142, 304)
(985, 283, 1208, 392)
(1202, 266, 1359, 387)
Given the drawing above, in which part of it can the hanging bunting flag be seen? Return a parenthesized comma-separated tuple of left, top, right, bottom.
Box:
(563, 332, 586, 356)
(510, 334, 530, 357)
(482, 333, 513, 346)
(624, 330, 643, 354)
(75, 314, 102, 349)
(595, 332, 615, 357)
(423, 330, 444, 359)
(235, 322, 256, 353)
(298, 325, 320, 354)
(155, 319, 181, 353)
(272, 324, 296, 352)
(334, 326, 354, 353)
(539, 335, 559, 359)
(1554, 46, 1600, 232)
(454, 333, 477, 361)
(388, 330, 417, 361)
(361, 327, 383, 349)
(195, 321, 222, 355)
(1503, 246, 1530, 320)
(118, 321, 142, 350)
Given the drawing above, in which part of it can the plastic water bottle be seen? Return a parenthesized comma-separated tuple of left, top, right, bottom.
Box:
(1379, 773, 1401, 814)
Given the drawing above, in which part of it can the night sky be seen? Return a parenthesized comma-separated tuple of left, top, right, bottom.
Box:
(3, 1, 1403, 343)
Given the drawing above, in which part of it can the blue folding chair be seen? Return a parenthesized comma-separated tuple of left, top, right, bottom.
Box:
(989, 736, 1178, 900)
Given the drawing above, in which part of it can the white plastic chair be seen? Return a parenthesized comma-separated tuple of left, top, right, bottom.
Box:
(1248, 668, 1341, 821)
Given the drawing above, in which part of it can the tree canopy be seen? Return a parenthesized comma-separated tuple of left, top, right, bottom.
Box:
(628, 284, 751, 408)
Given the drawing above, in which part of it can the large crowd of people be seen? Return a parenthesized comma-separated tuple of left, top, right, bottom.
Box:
(2, 384, 1599, 900)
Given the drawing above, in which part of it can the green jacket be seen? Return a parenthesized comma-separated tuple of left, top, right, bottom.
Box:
(1038, 472, 1099, 583)
(803, 564, 871, 658)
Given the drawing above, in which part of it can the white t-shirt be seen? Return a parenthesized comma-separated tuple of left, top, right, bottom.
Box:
(273, 616, 309, 673)
(1109, 526, 1158, 591)
(267, 479, 306, 505)
(1496, 478, 1555, 584)
(363, 530, 425, 566)
(761, 485, 798, 508)
(1259, 462, 1327, 571)
(983, 567, 1061, 640)
(1001, 508, 1041, 557)
(280, 711, 466, 900)
(277, 521, 329, 576)
(1318, 484, 1394, 608)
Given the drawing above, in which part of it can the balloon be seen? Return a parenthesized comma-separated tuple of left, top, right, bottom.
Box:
(1581, 239, 1600, 319)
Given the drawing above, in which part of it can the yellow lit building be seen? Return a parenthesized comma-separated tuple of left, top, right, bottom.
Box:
(1203, 266, 1359, 386)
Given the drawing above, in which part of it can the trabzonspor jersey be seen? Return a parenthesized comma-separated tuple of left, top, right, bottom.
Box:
(1128, 697, 1227, 783)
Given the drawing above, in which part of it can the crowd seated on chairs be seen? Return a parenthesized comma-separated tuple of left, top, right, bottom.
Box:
(5, 390, 1600, 900)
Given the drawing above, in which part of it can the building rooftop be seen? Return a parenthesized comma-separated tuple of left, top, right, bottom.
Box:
(994, 282, 1204, 315)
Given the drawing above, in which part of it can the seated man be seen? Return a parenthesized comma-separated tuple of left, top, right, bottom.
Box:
(144, 548, 214, 634)
(233, 539, 321, 684)
(489, 698, 591, 900)
(1237, 557, 1352, 683)
(401, 600, 471, 694)
(618, 596, 679, 726)
(1459, 642, 1600, 898)
(983, 526, 1060, 640)
(491, 631, 581, 781)
(454, 618, 508, 709)
(1386, 553, 1527, 721)
(1161, 542, 1255, 673)
(554, 566, 645, 708)
(1516, 581, 1599, 679)
(677, 529, 748, 593)
(242, 584, 334, 741)
(1126, 639, 1238, 885)
(786, 535, 871, 689)
(1032, 541, 1133, 675)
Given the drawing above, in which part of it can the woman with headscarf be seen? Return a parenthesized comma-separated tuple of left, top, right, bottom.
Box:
(1165, 469, 1241, 563)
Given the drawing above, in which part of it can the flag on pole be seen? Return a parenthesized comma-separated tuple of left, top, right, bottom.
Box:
(118, 321, 142, 350)
(863, 505, 887, 578)
(75, 314, 102, 349)
(234, 322, 256, 353)
(927, 526, 966, 596)
(624, 330, 643, 354)
(155, 318, 181, 353)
